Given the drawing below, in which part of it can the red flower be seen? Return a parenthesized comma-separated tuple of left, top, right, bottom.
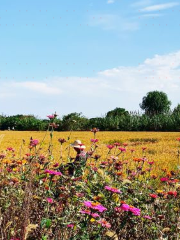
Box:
(149, 194, 158, 199)
(167, 191, 177, 197)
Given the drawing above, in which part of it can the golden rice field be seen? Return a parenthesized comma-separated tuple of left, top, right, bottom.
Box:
(0, 131, 179, 174)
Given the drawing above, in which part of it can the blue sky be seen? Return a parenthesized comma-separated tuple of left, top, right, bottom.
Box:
(0, 0, 180, 118)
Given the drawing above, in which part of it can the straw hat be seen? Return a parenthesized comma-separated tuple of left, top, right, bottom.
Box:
(71, 140, 86, 149)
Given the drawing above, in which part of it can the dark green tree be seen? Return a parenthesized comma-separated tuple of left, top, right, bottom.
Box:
(173, 104, 180, 115)
(106, 108, 129, 118)
(140, 91, 171, 115)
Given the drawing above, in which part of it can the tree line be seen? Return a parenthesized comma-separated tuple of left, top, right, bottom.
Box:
(1, 91, 180, 131)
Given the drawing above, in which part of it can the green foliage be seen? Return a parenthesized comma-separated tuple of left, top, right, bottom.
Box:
(140, 91, 171, 115)
(106, 107, 129, 118)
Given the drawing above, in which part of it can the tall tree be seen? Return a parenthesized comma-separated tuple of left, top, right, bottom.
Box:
(140, 91, 171, 115)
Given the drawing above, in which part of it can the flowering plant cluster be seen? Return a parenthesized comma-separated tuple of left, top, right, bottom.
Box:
(0, 117, 179, 240)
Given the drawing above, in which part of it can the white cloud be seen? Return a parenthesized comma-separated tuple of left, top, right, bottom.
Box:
(88, 14, 139, 31)
(131, 0, 152, 7)
(12, 81, 62, 95)
(141, 2, 179, 12)
(1, 51, 180, 117)
(107, 0, 114, 4)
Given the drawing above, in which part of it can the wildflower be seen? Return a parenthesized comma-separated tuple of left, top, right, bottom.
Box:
(76, 192, 84, 197)
(30, 139, 39, 147)
(120, 204, 130, 211)
(118, 147, 126, 152)
(107, 145, 114, 150)
(83, 201, 107, 213)
(142, 147, 147, 151)
(91, 213, 100, 218)
(0, 154, 6, 159)
(148, 161, 154, 165)
(80, 209, 91, 215)
(47, 198, 53, 203)
(47, 114, 56, 119)
(53, 163, 59, 167)
(44, 169, 62, 176)
(131, 149, 135, 152)
(149, 194, 158, 199)
(110, 156, 118, 161)
(129, 206, 141, 216)
(7, 147, 15, 152)
(97, 219, 111, 228)
(160, 177, 169, 182)
(114, 142, 121, 147)
(143, 215, 152, 220)
(67, 224, 74, 228)
(91, 139, 98, 143)
(167, 191, 177, 197)
(123, 143, 128, 147)
(104, 186, 122, 194)
(58, 138, 66, 144)
(176, 137, 180, 141)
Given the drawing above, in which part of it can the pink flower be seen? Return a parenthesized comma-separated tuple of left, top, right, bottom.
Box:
(143, 215, 152, 220)
(67, 224, 74, 228)
(44, 169, 62, 176)
(160, 177, 169, 182)
(47, 198, 53, 203)
(83, 201, 107, 213)
(118, 147, 126, 152)
(91, 139, 98, 143)
(129, 206, 141, 216)
(80, 209, 91, 215)
(104, 186, 122, 194)
(120, 204, 130, 211)
(113, 142, 121, 147)
(47, 114, 55, 119)
(97, 219, 111, 228)
(91, 213, 100, 218)
(30, 139, 39, 147)
(107, 145, 114, 150)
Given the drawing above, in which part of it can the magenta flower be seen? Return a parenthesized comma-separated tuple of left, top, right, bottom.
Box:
(97, 219, 111, 228)
(148, 161, 154, 165)
(104, 186, 122, 194)
(143, 215, 152, 220)
(83, 201, 107, 213)
(80, 209, 91, 215)
(91, 213, 100, 218)
(160, 177, 169, 182)
(118, 147, 126, 152)
(47, 198, 53, 203)
(47, 114, 55, 119)
(91, 139, 99, 143)
(67, 224, 74, 228)
(107, 145, 114, 150)
(44, 169, 62, 176)
(129, 206, 141, 216)
(30, 139, 39, 147)
(120, 204, 130, 211)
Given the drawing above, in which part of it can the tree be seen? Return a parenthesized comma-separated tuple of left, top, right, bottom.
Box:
(106, 108, 129, 118)
(173, 104, 180, 115)
(140, 91, 171, 115)
(61, 112, 88, 131)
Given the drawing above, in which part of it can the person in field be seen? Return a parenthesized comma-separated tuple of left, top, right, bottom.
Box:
(59, 140, 89, 177)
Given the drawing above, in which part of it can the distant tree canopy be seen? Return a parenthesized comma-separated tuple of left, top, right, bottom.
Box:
(106, 108, 129, 118)
(140, 91, 171, 115)
(61, 112, 88, 131)
(173, 104, 180, 114)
